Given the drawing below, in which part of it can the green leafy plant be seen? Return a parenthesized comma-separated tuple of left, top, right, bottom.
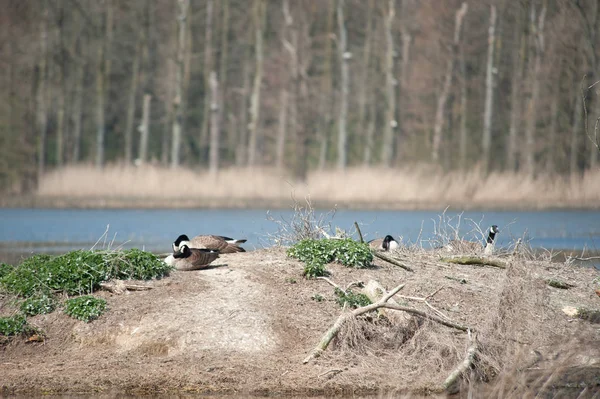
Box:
(20, 294, 57, 316)
(311, 293, 325, 302)
(334, 288, 372, 309)
(64, 296, 107, 322)
(0, 262, 14, 279)
(287, 238, 373, 277)
(0, 315, 29, 336)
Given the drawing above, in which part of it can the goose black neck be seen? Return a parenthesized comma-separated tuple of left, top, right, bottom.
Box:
(487, 231, 497, 244)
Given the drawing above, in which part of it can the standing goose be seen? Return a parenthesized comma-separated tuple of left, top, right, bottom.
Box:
(445, 225, 499, 254)
(164, 244, 220, 271)
(368, 235, 400, 251)
(173, 234, 246, 254)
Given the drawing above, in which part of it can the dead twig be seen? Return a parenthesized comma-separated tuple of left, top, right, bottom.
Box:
(440, 256, 507, 269)
(397, 287, 451, 321)
(441, 331, 478, 391)
(354, 221, 364, 243)
(303, 283, 406, 364)
(382, 303, 471, 332)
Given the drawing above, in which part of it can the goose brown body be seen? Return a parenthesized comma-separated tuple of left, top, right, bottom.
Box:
(173, 234, 246, 254)
(165, 244, 220, 271)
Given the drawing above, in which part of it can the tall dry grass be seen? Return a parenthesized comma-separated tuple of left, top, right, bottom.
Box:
(35, 163, 600, 208)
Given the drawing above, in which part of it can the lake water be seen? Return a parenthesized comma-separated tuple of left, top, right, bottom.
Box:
(1, 208, 599, 266)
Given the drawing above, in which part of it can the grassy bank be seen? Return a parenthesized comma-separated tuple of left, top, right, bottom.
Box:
(4, 164, 600, 209)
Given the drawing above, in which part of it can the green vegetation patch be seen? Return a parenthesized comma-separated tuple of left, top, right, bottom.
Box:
(0, 315, 29, 336)
(287, 238, 373, 277)
(20, 294, 57, 316)
(0, 249, 171, 298)
(334, 288, 372, 309)
(64, 296, 107, 323)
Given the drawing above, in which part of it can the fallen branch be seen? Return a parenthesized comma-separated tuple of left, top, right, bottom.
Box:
(546, 279, 575, 289)
(397, 287, 451, 321)
(440, 256, 506, 269)
(373, 251, 414, 272)
(441, 331, 478, 391)
(100, 280, 153, 294)
(303, 283, 406, 364)
(382, 303, 470, 332)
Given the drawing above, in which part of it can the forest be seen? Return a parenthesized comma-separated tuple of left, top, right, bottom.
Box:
(1, 0, 599, 195)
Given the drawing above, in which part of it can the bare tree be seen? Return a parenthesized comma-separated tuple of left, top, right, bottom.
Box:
(318, 0, 335, 170)
(381, 0, 396, 167)
(37, 2, 49, 181)
(170, 0, 189, 169)
(138, 94, 151, 164)
(359, 0, 374, 166)
(523, 2, 547, 178)
(570, 81, 584, 176)
(431, 2, 468, 163)
(482, 5, 497, 175)
(506, 6, 526, 172)
(458, 37, 468, 171)
(124, 38, 141, 165)
(200, 0, 215, 161)
(208, 71, 220, 174)
(247, 0, 266, 166)
(337, 0, 349, 170)
(95, 0, 113, 170)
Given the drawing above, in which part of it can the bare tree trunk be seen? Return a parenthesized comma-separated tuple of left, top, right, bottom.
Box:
(276, 90, 289, 170)
(482, 5, 497, 175)
(363, 101, 376, 165)
(507, 8, 526, 172)
(337, 0, 349, 170)
(431, 2, 468, 162)
(125, 39, 141, 164)
(458, 42, 468, 171)
(138, 94, 151, 164)
(55, 6, 66, 168)
(358, 0, 374, 163)
(381, 0, 396, 167)
(545, 81, 559, 174)
(248, 0, 266, 167)
(209, 71, 220, 174)
(570, 86, 583, 176)
(236, 60, 250, 166)
(161, 60, 174, 166)
(37, 4, 49, 181)
(219, 0, 230, 163)
(318, 0, 335, 170)
(171, 0, 189, 169)
(95, 0, 113, 170)
(523, 3, 547, 178)
(395, 18, 412, 164)
(71, 58, 85, 163)
(200, 0, 214, 162)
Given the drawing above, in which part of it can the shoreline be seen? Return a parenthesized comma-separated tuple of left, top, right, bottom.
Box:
(2, 195, 600, 211)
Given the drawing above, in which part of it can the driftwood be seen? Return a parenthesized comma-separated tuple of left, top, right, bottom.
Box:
(440, 256, 507, 269)
(303, 282, 474, 364)
(362, 280, 411, 325)
(100, 280, 153, 294)
(546, 279, 575, 289)
(303, 283, 406, 364)
(373, 251, 414, 272)
(441, 331, 478, 391)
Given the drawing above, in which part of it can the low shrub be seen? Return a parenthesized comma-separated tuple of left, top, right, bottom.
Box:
(287, 238, 373, 277)
(64, 296, 107, 322)
(20, 294, 57, 316)
(334, 288, 372, 309)
(0, 315, 29, 336)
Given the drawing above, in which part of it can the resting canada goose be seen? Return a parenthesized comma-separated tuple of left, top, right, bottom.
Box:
(445, 225, 499, 254)
(172, 234, 246, 254)
(368, 235, 400, 251)
(164, 244, 220, 271)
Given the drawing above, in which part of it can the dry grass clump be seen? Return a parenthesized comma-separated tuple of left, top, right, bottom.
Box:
(34, 163, 600, 208)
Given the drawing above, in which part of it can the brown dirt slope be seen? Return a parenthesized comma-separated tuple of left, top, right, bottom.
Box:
(1, 248, 599, 397)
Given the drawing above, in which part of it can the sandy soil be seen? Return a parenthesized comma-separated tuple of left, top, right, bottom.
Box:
(1, 248, 599, 397)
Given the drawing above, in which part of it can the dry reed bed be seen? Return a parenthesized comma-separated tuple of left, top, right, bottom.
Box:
(34, 164, 600, 209)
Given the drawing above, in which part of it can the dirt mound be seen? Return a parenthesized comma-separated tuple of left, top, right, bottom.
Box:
(1, 248, 599, 396)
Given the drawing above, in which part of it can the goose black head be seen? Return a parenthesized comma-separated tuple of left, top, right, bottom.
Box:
(174, 244, 192, 259)
(173, 234, 190, 251)
(382, 235, 398, 251)
(487, 225, 499, 244)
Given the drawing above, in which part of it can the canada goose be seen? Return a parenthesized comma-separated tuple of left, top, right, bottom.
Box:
(368, 235, 400, 251)
(164, 244, 220, 271)
(172, 234, 246, 254)
(445, 225, 499, 254)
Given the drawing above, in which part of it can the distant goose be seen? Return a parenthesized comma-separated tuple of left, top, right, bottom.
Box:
(173, 234, 247, 254)
(368, 235, 400, 251)
(164, 244, 220, 271)
(445, 225, 499, 254)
